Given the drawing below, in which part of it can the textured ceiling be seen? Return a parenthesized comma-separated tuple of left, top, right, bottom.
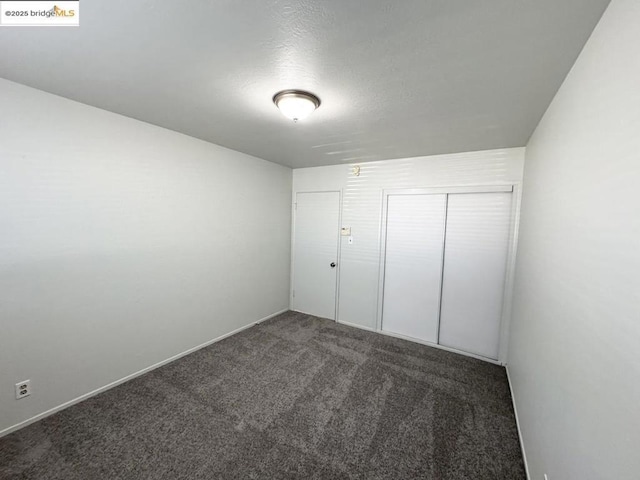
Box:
(0, 0, 610, 168)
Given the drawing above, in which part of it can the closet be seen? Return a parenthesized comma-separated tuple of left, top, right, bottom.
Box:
(379, 187, 513, 360)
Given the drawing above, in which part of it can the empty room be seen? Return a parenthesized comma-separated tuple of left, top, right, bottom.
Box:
(1, 0, 638, 479)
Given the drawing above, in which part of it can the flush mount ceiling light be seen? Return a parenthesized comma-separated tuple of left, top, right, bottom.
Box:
(273, 90, 321, 122)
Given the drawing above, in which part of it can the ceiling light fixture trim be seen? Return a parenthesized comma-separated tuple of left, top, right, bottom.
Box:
(273, 89, 321, 122)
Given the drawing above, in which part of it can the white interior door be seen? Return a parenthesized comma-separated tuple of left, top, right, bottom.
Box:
(293, 191, 340, 319)
(438, 192, 512, 359)
(381, 194, 447, 343)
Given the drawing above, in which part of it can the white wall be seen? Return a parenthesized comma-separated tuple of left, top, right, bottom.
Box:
(293, 148, 524, 359)
(508, 0, 640, 478)
(0, 79, 292, 434)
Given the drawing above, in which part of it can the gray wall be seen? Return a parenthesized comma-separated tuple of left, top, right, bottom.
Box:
(0, 79, 292, 434)
(509, 0, 640, 478)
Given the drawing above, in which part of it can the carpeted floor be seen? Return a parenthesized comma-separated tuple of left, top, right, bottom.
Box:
(0, 311, 526, 479)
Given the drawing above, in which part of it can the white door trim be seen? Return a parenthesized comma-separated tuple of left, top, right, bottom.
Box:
(334, 189, 344, 322)
(382, 184, 513, 196)
(498, 182, 523, 363)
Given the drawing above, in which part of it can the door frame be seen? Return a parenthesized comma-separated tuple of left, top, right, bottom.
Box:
(290, 190, 343, 321)
(376, 184, 516, 363)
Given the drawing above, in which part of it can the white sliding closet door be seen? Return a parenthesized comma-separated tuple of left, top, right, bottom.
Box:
(381, 194, 446, 343)
(438, 192, 512, 359)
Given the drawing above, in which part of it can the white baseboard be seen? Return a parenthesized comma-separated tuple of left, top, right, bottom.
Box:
(336, 319, 377, 332)
(337, 318, 502, 366)
(380, 329, 504, 364)
(506, 365, 531, 480)
(0, 308, 288, 439)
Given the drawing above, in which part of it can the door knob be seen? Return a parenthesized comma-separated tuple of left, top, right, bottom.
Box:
(330, 262, 336, 268)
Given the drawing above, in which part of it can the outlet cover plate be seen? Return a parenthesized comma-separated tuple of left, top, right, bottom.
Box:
(15, 380, 31, 399)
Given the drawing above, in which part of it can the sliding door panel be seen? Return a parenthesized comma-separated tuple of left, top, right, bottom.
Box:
(439, 192, 512, 359)
(382, 194, 446, 343)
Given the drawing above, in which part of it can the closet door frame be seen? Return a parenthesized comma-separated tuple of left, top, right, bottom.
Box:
(376, 184, 519, 365)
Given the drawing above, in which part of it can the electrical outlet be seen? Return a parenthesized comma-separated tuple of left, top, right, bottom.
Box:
(15, 380, 31, 399)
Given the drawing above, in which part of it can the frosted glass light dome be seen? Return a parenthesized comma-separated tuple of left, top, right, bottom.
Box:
(273, 90, 321, 122)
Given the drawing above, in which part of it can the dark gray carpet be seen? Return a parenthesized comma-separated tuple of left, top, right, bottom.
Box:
(0, 311, 526, 479)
